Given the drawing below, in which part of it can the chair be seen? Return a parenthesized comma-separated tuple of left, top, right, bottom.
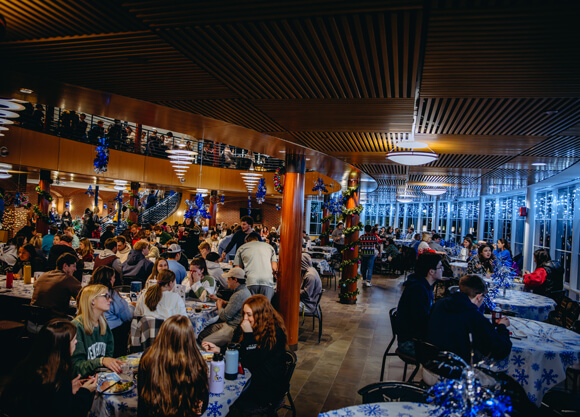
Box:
(129, 316, 165, 353)
(414, 340, 466, 380)
(357, 382, 429, 404)
(320, 267, 337, 290)
(475, 368, 537, 417)
(300, 290, 323, 343)
(547, 296, 580, 330)
(380, 308, 420, 382)
(20, 304, 54, 334)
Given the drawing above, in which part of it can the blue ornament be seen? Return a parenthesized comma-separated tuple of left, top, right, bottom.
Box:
(94, 136, 110, 174)
(255, 178, 266, 204)
(312, 177, 328, 194)
(85, 185, 95, 197)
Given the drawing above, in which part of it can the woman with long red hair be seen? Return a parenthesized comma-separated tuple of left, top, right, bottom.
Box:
(138, 315, 209, 417)
(203, 294, 288, 411)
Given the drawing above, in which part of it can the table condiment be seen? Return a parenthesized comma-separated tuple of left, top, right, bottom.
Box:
(6, 272, 13, 289)
(23, 265, 31, 284)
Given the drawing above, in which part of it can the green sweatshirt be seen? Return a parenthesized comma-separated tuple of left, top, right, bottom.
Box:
(72, 316, 115, 377)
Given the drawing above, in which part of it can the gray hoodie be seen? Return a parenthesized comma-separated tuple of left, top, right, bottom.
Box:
(300, 253, 322, 313)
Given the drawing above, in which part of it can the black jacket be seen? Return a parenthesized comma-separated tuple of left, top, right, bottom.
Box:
(428, 292, 512, 363)
(396, 275, 433, 344)
(536, 260, 564, 297)
(122, 250, 153, 284)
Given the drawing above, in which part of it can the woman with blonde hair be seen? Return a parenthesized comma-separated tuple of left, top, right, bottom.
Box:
(145, 257, 169, 288)
(134, 269, 186, 320)
(77, 237, 94, 262)
(203, 294, 288, 410)
(72, 284, 123, 377)
(138, 315, 209, 417)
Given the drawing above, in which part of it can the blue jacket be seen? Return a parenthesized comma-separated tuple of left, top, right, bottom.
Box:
(396, 275, 433, 344)
(427, 292, 512, 363)
(493, 249, 513, 267)
(41, 234, 55, 255)
(104, 291, 134, 330)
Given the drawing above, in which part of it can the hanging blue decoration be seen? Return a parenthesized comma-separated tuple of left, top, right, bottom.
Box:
(65, 200, 70, 209)
(248, 191, 252, 215)
(168, 190, 176, 197)
(312, 177, 328, 195)
(220, 195, 224, 205)
(93, 136, 110, 174)
(184, 193, 212, 222)
(85, 185, 95, 197)
(255, 178, 266, 204)
(323, 196, 344, 216)
(103, 204, 108, 210)
(276, 203, 281, 211)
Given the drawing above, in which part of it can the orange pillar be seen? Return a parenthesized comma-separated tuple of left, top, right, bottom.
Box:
(134, 123, 142, 153)
(320, 193, 331, 246)
(340, 174, 360, 304)
(36, 170, 51, 235)
(209, 190, 218, 228)
(129, 182, 139, 224)
(278, 153, 305, 348)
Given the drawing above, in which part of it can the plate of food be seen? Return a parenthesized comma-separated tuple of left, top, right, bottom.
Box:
(98, 379, 135, 395)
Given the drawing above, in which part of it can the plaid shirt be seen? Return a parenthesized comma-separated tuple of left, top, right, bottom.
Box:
(359, 233, 381, 256)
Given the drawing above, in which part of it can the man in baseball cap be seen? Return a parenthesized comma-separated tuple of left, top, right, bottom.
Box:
(165, 243, 187, 284)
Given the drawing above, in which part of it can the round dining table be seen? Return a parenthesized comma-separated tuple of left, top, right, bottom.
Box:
(319, 402, 436, 417)
(492, 289, 556, 321)
(449, 261, 468, 278)
(483, 316, 580, 406)
(90, 352, 251, 417)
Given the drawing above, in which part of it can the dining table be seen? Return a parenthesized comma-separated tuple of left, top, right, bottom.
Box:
(185, 300, 219, 338)
(310, 246, 338, 255)
(395, 239, 414, 247)
(492, 289, 556, 321)
(449, 261, 468, 278)
(311, 258, 331, 273)
(319, 402, 436, 417)
(90, 352, 252, 417)
(483, 316, 580, 406)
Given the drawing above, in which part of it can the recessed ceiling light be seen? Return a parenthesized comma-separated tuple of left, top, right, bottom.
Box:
(113, 185, 126, 191)
(0, 171, 11, 179)
(19, 88, 33, 94)
(531, 162, 547, 166)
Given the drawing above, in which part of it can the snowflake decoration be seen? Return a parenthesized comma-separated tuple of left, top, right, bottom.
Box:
(205, 401, 223, 417)
(356, 404, 388, 416)
(559, 351, 577, 367)
(511, 355, 525, 367)
(117, 402, 128, 411)
(513, 369, 529, 386)
(533, 378, 543, 391)
(541, 369, 558, 386)
(527, 393, 537, 404)
(532, 363, 540, 371)
(544, 351, 556, 360)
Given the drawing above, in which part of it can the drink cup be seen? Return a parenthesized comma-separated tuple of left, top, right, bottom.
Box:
(6, 272, 13, 289)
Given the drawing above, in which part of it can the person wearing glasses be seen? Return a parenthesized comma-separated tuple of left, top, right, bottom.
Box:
(395, 253, 443, 356)
(72, 284, 124, 377)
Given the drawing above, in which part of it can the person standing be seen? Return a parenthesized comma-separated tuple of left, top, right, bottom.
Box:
(359, 225, 381, 287)
(146, 190, 157, 209)
(233, 233, 277, 300)
(221, 216, 257, 261)
(331, 222, 345, 252)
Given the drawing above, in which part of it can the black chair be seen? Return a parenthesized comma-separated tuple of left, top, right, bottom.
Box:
(20, 304, 55, 334)
(358, 382, 429, 404)
(300, 290, 323, 343)
(380, 308, 420, 382)
(475, 367, 537, 417)
(547, 296, 580, 330)
(414, 339, 466, 380)
(320, 267, 337, 290)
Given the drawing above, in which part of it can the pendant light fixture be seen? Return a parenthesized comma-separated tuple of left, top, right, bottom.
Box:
(422, 188, 447, 196)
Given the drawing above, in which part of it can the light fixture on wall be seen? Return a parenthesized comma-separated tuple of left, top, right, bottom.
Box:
(422, 188, 447, 196)
(387, 150, 438, 166)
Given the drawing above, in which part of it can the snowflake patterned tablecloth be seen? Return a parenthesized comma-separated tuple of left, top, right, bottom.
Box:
(311, 258, 331, 273)
(483, 317, 580, 406)
(185, 301, 219, 339)
(493, 290, 556, 321)
(449, 262, 468, 278)
(319, 402, 436, 417)
(90, 353, 251, 417)
(0, 278, 34, 299)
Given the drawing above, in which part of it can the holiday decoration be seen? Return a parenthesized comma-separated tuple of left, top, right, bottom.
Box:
(184, 193, 212, 222)
(220, 195, 224, 205)
(273, 167, 284, 194)
(14, 192, 30, 208)
(85, 185, 95, 197)
(94, 136, 110, 174)
(275, 203, 281, 211)
(338, 184, 363, 303)
(248, 191, 252, 215)
(65, 200, 70, 209)
(255, 178, 266, 204)
(312, 177, 328, 195)
(35, 186, 53, 202)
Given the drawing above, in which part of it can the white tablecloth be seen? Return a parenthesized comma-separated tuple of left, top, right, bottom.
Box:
(449, 261, 468, 278)
(483, 317, 580, 406)
(493, 290, 556, 321)
(90, 352, 251, 417)
(185, 301, 218, 338)
(395, 239, 414, 247)
(310, 246, 337, 254)
(320, 402, 435, 417)
(0, 278, 34, 299)
(306, 250, 332, 260)
(311, 258, 331, 273)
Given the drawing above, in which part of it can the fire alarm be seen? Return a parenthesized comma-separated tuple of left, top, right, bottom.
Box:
(519, 207, 527, 217)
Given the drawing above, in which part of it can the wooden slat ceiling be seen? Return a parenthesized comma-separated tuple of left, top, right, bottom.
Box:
(1, 0, 579, 200)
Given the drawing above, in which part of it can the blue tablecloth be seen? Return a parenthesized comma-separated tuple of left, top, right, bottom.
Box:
(90, 353, 251, 417)
(186, 301, 218, 338)
(483, 317, 580, 406)
(320, 402, 435, 417)
(493, 290, 556, 321)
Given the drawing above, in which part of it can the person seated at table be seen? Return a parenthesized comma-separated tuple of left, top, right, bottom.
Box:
(32, 253, 81, 319)
(72, 284, 123, 377)
(405, 227, 415, 240)
(493, 238, 513, 267)
(138, 315, 209, 417)
(0, 318, 97, 417)
(428, 233, 446, 253)
(300, 253, 322, 314)
(41, 226, 57, 256)
(144, 257, 169, 288)
(203, 295, 288, 412)
(115, 235, 132, 264)
(383, 238, 400, 262)
(134, 269, 186, 320)
(99, 224, 116, 248)
(65, 227, 80, 250)
(184, 257, 216, 299)
(523, 249, 564, 299)
(153, 225, 173, 245)
(0, 237, 18, 268)
(12, 243, 46, 278)
(77, 237, 94, 262)
(396, 253, 443, 356)
(47, 234, 79, 271)
(199, 267, 251, 347)
(417, 232, 436, 255)
(94, 237, 123, 284)
(163, 243, 187, 284)
(428, 274, 512, 363)
(205, 252, 227, 289)
(467, 244, 497, 276)
(409, 233, 421, 255)
(122, 240, 154, 285)
(89, 266, 134, 357)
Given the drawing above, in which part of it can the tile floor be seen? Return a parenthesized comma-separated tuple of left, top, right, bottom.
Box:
(280, 272, 415, 417)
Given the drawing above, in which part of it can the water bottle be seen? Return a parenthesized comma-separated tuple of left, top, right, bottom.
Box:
(225, 344, 239, 380)
(130, 281, 142, 302)
(209, 353, 225, 394)
(491, 306, 503, 324)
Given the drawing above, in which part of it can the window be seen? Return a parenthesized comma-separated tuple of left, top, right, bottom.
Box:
(534, 191, 552, 251)
(449, 202, 462, 244)
(483, 198, 496, 242)
(513, 195, 526, 258)
(437, 201, 448, 238)
(462, 200, 479, 237)
(497, 197, 513, 242)
(420, 203, 434, 232)
(309, 201, 323, 235)
(405, 203, 419, 231)
(555, 186, 575, 285)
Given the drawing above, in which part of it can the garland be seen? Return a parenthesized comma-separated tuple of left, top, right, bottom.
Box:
(338, 289, 360, 299)
(341, 205, 363, 216)
(32, 204, 50, 223)
(344, 222, 364, 236)
(339, 274, 361, 286)
(274, 167, 284, 194)
(126, 203, 139, 214)
(35, 186, 53, 202)
(342, 185, 359, 200)
(321, 214, 334, 224)
(340, 256, 361, 270)
(129, 191, 139, 199)
(343, 239, 361, 251)
(319, 229, 332, 238)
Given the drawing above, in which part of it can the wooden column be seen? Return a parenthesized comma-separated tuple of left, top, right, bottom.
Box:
(340, 174, 360, 304)
(278, 153, 305, 348)
(209, 190, 218, 228)
(320, 193, 331, 246)
(94, 186, 99, 210)
(129, 182, 139, 224)
(134, 123, 142, 153)
(36, 170, 51, 235)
